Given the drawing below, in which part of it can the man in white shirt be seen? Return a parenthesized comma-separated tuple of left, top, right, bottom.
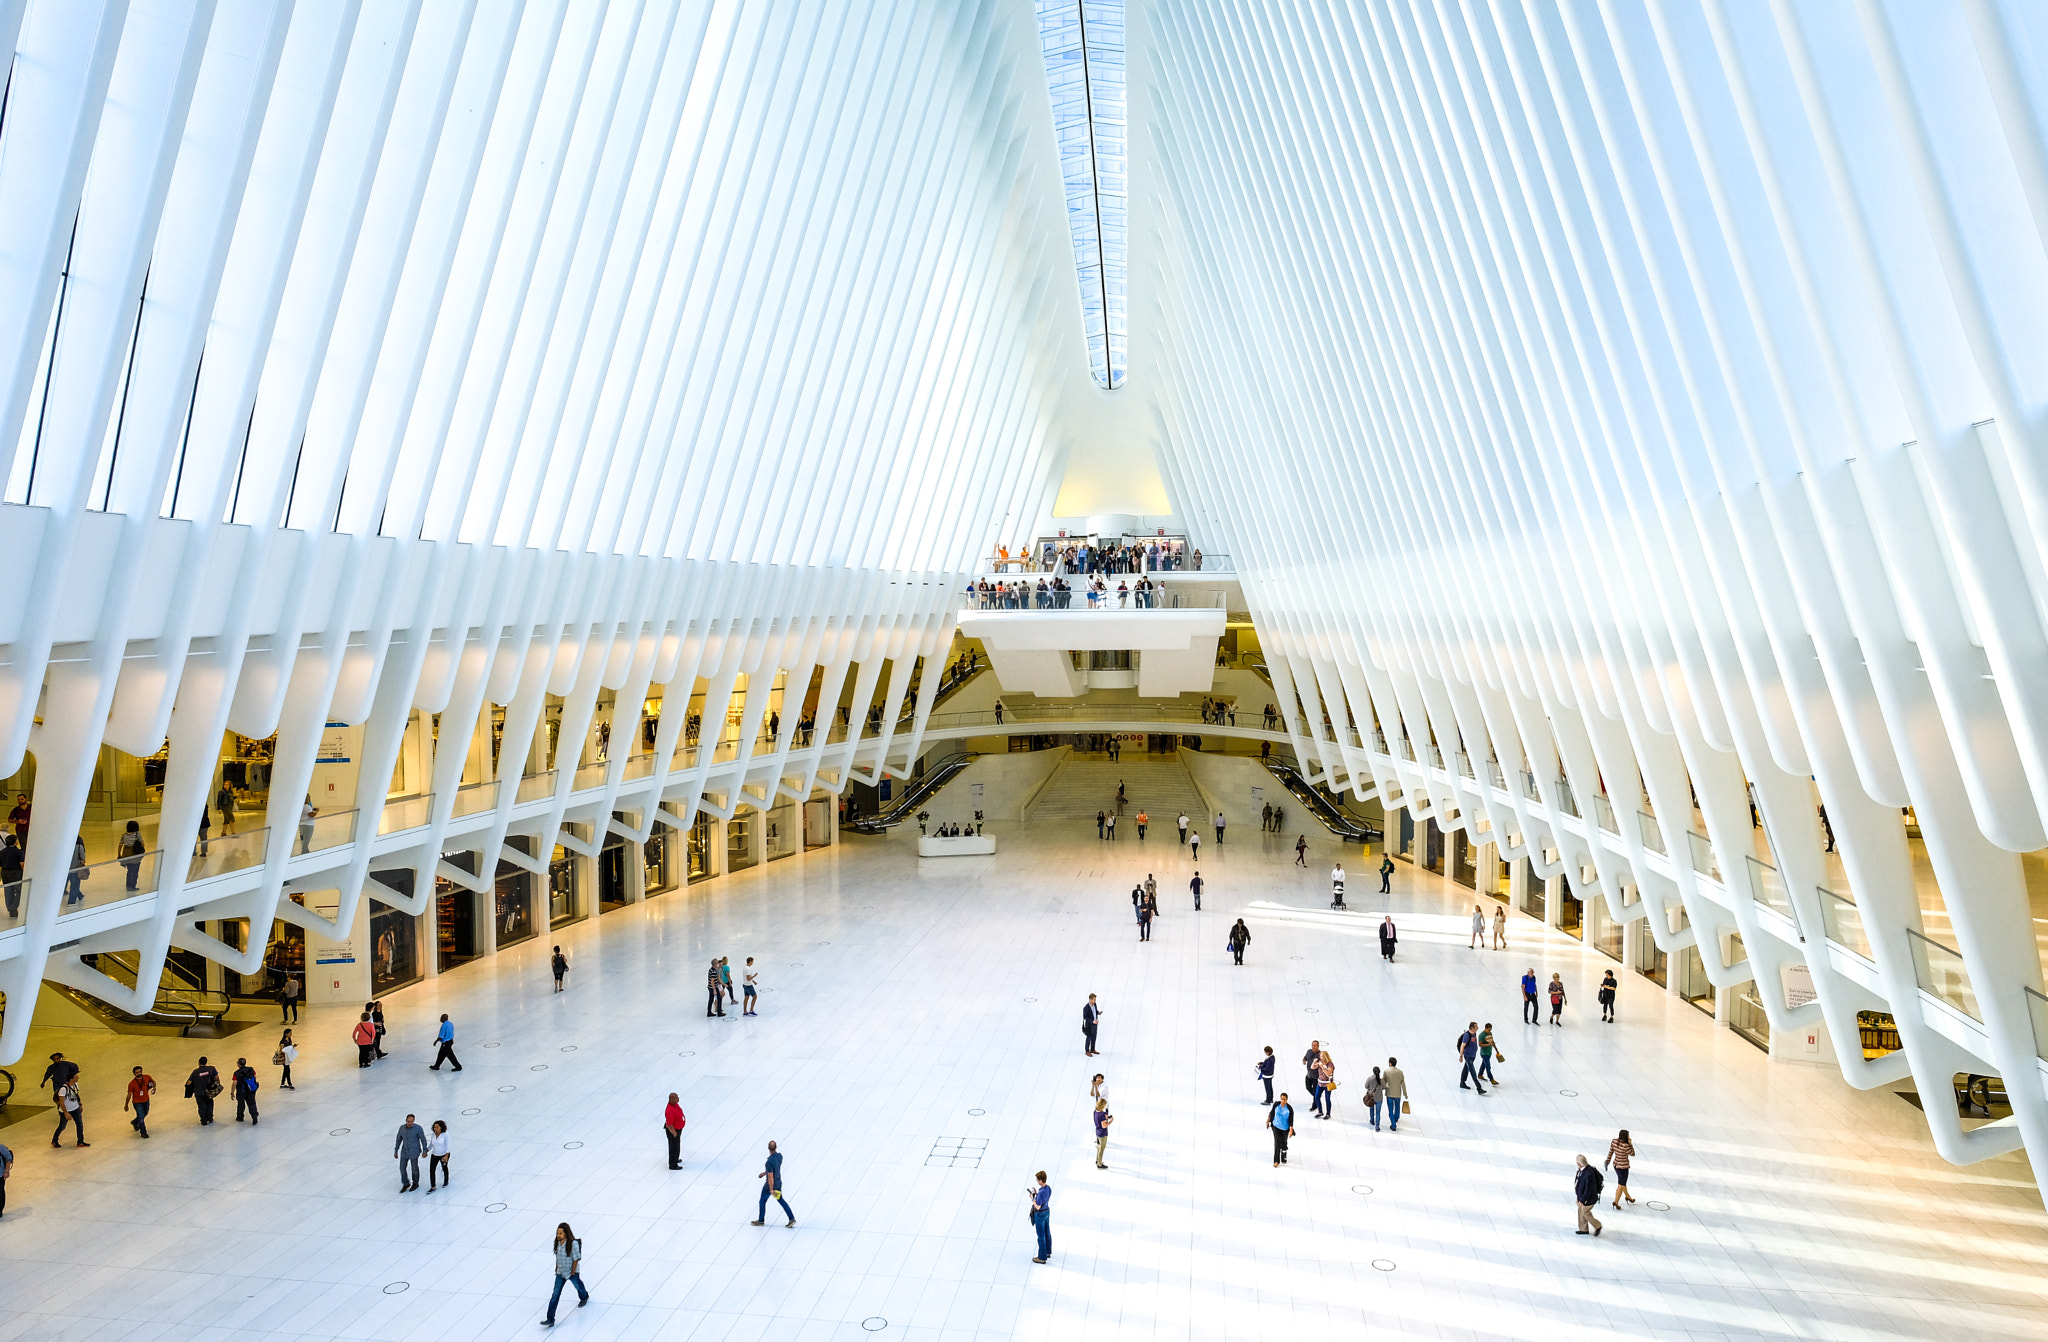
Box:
(1331, 863, 1346, 909)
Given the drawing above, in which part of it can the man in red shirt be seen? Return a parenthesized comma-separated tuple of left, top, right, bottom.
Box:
(663, 1093, 686, 1170)
(124, 1066, 156, 1138)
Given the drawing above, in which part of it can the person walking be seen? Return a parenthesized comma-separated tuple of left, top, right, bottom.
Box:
(1092, 1099, 1113, 1169)
(551, 945, 568, 992)
(395, 1113, 428, 1191)
(298, 797, 318, 854)
(1382, 1059, 1406, 1131)
(1028, 1171, 1052, 1262)
(215, 782, 237, 836)
(1548, 973, 1568, 1025)
(1, 834, 23, 918)
(0, 1139, 11, 1218)
(1522, 968, 1540, 1024)
(1131, 883, 1144, 926)
(1257, 1046, 1276, 1105)
(1363, 1065, 1386, 1131)
(1313, 1052, 1336, 1118)
(664, 1093, 687, 1170)
(1188, 830, 1199, 862)
(1177, 812, 1189, 845)
(1479, 1024, 1503, 1086)
(1470, 904, 1486, 949)
(1378, 914, 1397, 961)
(186, 1057, 221, 1125)
(125, 1065, 156, 1138)
(1105, 813, 1116, 841)
(1605, 1130, 1637, 1206)
(277, 1030, 297, 1089)
(1574, 1156, 1605, 1235)
(353, 1012, 378, 1067)
(1083, 994, 1102, 1055)
(427, 1121, 451, 1193)
(1267, 1093, 1295, 1166)
(719, 957, 737, 1005)
(65, 833, 86, 904)
(280, 972, 300, 1023)
(542, 1222, 590, 1325)
(1136, 809, 1148, 841)
(431, 1013, 462, 1071)
(1189, 871, 1203, 910)
(705, 959, 726, 1017)
(1301, 1040, 1322, 1099)
(743, 958, 759, 1015)
(1294, 834, 1307, 867)
(1137, 894, 1152, 942)
(752, 1140, 795, 1227)
(1214, 812, 1225, 845)
(1379, 853, 1394, 893)
(1143, 872, 1158, 911)
(1457, 1022, 1488, 1096)
(41, 1051, 78, 1096)
(52, 1071, 87, 1148)
(1598, 970, 1618, 1022)
(1228, 917, 1250, 965)
(193, 804, 210, 858)
(117, 820, 146, 890)
(1330, 863, 1346, 909)
(1493, 905, 1507, 949)
(370, 1000, 388, 1058)
(231, 1057, 259, 1124)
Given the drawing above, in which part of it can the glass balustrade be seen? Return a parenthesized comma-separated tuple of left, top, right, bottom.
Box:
(0, 877, 27, 930)
(1816, 887, 1873, 961)
(1636, 813, 1666, 855)
(189, 827, 270, 879)
(1554, 779, 1579, 818)
(379, 794, 433, 835)
(516, 771, 557, 804)
(962, 586, 1228, 611)
(1743, 857, 1797, 924)
(1591, 795, 1618, 834)
(2027, 986, 2048, 1064)
(301, 809, 359, 853)
(57, 850, 161, 914)
(1907, 929, 1981, 1021)
(1686, 831, 1721, 883)
(453, 779, 500, 817)
(624, 753, 657, 780)
(1486, 760, 1506, 790)
(1521, 771, 1540, 802)
(572, 761, 609, 791)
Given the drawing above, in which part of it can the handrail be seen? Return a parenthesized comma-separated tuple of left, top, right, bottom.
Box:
(845, 750, 973, 834)
(1263, 757, 1380, 844)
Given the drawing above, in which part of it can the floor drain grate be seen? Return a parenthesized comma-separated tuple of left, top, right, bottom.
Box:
(328, 1128, 350, 1136)
(383, 1282, 409, 1295)
(1558, 1089, 1578, 1097)
(925, 1136, 989, 1168)
(461, 1108, 481, 1116)
(861, 1320, 887, 1333)
(1371, 1259, 1395, 1272)
(1647, 1200, 1670, 1211)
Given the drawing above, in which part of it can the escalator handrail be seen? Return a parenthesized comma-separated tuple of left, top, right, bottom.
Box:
(1264, 759, 1380, 842)
(846, 751, 973, 832)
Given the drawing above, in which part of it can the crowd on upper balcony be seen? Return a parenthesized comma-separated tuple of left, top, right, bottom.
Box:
(965, 576, 1181, 610)
(987, 538, 1203, 574)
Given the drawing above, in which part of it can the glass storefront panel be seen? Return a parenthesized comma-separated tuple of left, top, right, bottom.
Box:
(1520, 859, 1545, 919)
(1423, 818, 1443, 872)
(1676, 943, 1716, 1014)
(1730, 986, 1771, 1051)
(371, 900, 420, 994)
(1398, 809, 1415, 859)
(727, 807, 757, 872)
(436, 853, 481, 973)
(1636, 922, 1668, 986)
(1450, 831, 1476, 888)
(599, 825, 630, 911)
(1557, 875, 1582, 939)
(549, 846, 582, 928)
(1857, 1010, 1900, 1059)
(1586, 891, 1622, 961)
(645, 822, 679, 896)
(766, 799, 798, 861)
(688, 814, 714, 882)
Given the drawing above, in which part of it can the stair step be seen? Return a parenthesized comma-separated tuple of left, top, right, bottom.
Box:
(1027, 757, 1209, 824)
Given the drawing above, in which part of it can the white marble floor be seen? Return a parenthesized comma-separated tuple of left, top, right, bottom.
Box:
(1, 821, 2044, 1342)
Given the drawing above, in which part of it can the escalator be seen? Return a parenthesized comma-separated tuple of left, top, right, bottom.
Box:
(1264, 757, 1381, 844)
(843, 750, 974, 834)
(53, 950, 233, 1037)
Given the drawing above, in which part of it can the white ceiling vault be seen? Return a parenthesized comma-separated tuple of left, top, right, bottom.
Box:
(5, 0, 2048, 1184)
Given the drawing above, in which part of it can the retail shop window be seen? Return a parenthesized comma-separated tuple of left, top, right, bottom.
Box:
(599, 825, 631, 911)
(548, 844, 582, 929)
(1728, 987, 1771, 1051)
(435, 853, 481, 973)
(1675, 944, 1715, 1015)
(1585, 891, 1622, 961)
(370, 898, 421, 995)
(645, 821, 680, 896)
(1635, 926, 1668, 987)
(1450, 831, 1476, 888)
(727, 807, 758, 873)
(1556, 875, 1582, 940)
(766, 798, 798, 861)
(1519, 858, 1544, 919)
(1858, 1010, 1900, 1059)
(496, 839, 538, 948)
(688, 814, 715, 882)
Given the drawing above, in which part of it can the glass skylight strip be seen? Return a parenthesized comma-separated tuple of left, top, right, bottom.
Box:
(1037, 0, 1126, 389)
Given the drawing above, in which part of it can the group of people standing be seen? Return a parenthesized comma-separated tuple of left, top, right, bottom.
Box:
(704, 956, 759, 1016)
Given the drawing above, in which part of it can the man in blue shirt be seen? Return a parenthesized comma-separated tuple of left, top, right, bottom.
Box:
(431, 1014, 461, 1071)
(1028, 1171, 1052, 1262)
(1522, 968, 1540, 1024)
(1268, 1094, 1295, 1166)
(1457, 1021, 1488, 1095)
(753, 1141, 795, 1227)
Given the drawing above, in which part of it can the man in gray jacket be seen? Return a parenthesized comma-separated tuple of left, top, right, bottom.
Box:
(394, 1113, 428, 1192)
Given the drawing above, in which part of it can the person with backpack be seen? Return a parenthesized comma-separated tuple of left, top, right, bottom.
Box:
(52, 1072, 86, 1148)
(1574, 1155, 1604, 1235)
(1379, 853, 1395, 893)
(551, 945, 569, 992)
(543, 1221, 590, 1324)
(1363, 1066, 1386, 1131)
(117, 820, 146, 890)
(231, 1057, 259, 1124)
(1456, 1022, 1488, 1096)
(185, 1057, 222, 1125)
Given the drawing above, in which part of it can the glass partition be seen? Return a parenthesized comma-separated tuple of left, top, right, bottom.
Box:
(516, 771, 556, 804)
(1592, 795, 1617, 834)
(1554, 778, 1579, 818)
(452, 779, 499, 818)
(189, 827, 270, 880)
(2026, 986, 2048, 1064)
(379, 794, 433, 835)
(572, 761, 608, 791)
(300, 809, 358, 854)
(0, 876, 27, 930)
(1817, 887, 1873, 962)
(1636, 812, 1666, 855)
(59, 850, 162, 914)
(1907, 929, 1981, 1021)
(1744, 857, 1796, 924)
(1686, 831, 1721, 883)
(623, 753, 656, 780)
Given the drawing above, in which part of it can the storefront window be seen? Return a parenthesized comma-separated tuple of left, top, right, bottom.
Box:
(1676, 944, 1715, 1014)
(496, 861, 537, 949)
(549, 846, 581, 928)
(1586, 891, 1622, 961)
(766, 799, 798, 861)
(688, 814, 714, 882)
(1857, 1010, 1900, 1059)
(1729, 987, 1771, 1051)
(727, 807, 757, 872)
(1636, 923, 1668, 987)
(1520, 859, 1544, 919)
(1450, 831, 1476, 888)
(371, 900, 420, 994)
(600, 825, 631, 910)
(1556, 875, 1582, 939)
(644, 823, 678, 895)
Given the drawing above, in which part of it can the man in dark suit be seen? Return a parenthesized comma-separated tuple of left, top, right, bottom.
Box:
(1082, 995, 1101, 1057)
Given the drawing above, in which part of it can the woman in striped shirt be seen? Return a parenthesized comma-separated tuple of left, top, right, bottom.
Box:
(1604, 1130, 1637, 1207)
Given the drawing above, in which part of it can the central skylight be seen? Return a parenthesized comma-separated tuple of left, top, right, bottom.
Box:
(1036, 0, 1127, 390)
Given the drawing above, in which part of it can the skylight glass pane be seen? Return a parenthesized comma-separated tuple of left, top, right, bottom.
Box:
(1037, 0, 1126, 390)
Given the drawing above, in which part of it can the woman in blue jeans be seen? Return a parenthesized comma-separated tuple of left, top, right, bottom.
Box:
(543, 1223, 589, 1327)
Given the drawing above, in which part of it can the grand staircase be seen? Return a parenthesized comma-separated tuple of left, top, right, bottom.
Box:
(1028, 756, 1209, 828)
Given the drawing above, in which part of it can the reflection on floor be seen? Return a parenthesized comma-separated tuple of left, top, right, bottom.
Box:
(0, 819, 2042, 1340)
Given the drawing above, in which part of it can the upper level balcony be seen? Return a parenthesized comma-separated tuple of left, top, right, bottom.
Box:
(957, 573, 1232, 698)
